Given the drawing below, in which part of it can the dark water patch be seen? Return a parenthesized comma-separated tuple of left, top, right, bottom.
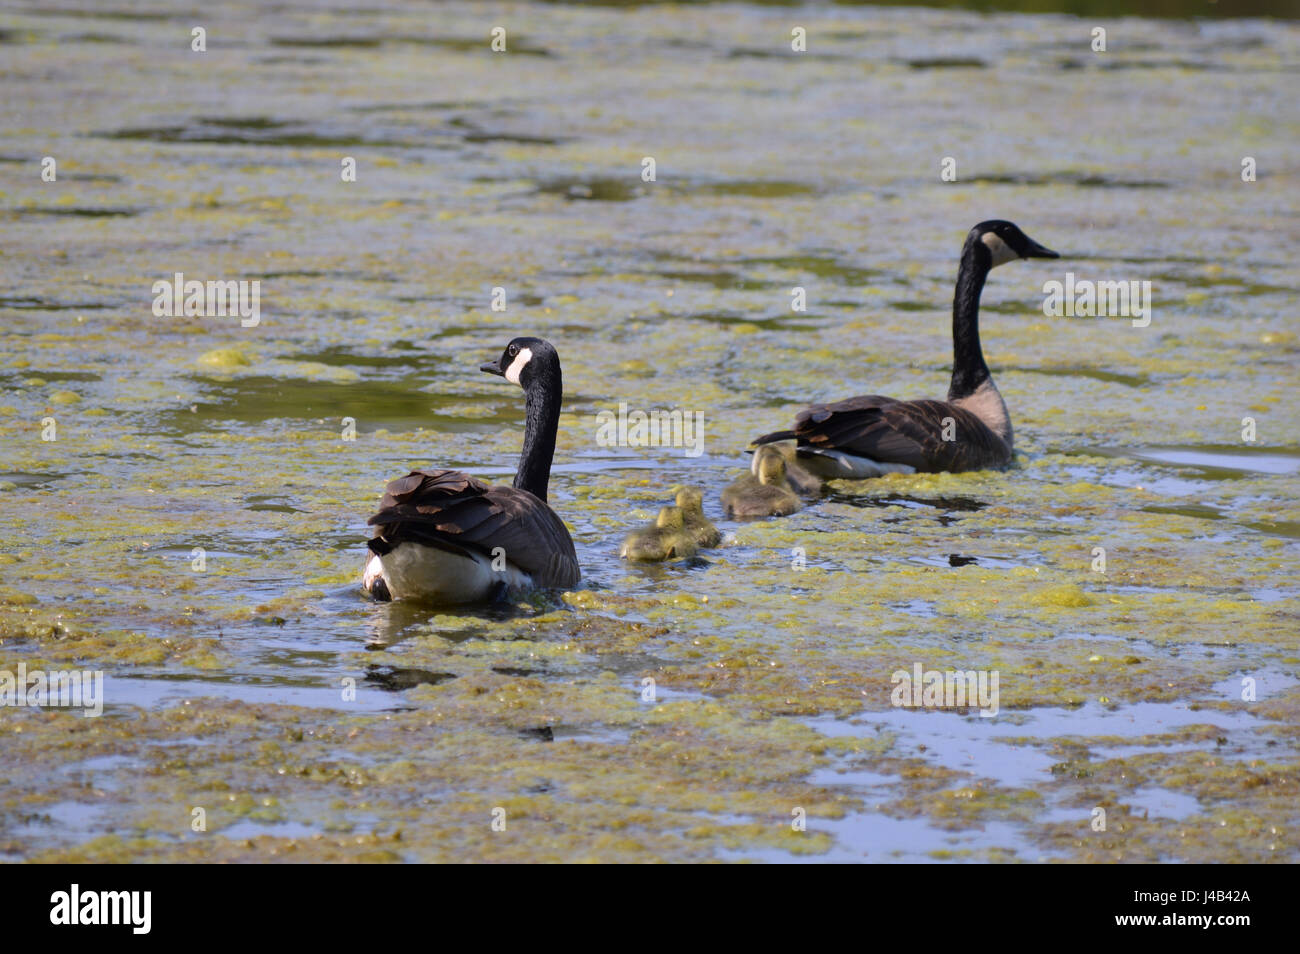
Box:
(254, 55, 331, 65)
(243, 494, 307, 514)
(687, 179, 819, 198)
(1150, 271, 1291, 296)
(827, 492, 989, 514)
(3, 370, 102, 383)
(728, 47, 850, 61)
(948, 554, 979, 567)
(99, 118, 427, 150)
(1101, 60, 1216, 72)
(1141, 503, 1225, 522)
(654, 269, 769, 291)
(1012, 366, 1150, 388)
(680, 309, 806, 330)
(157, 374, 489, 434)
(350, 100, 501, 114)
(903, 56, 986, 69)
(0, 471, 66, 490)
(59, 32, 131, 45)
(8, 205, 140, 218)
(493, 666, 546, 677)
(260, 269, 397, 282)
(967, 172, 1170, 190)
(890, 299, 937, 312)
(447, 118, 565, 146)
(26, 7, 173, 21)
(363, 665, 457, 691)
(737, 254, 880, 286)
(536, 177, 647, 201)
(1239, 519, 1300, 540)
(270, 36, 385, 49)
(0, 295, 114, 310)
(520, 726, 554, 742)
(59, 172, 124, 183)
(269, 35, 552, 56)
(284, 346, 422, 369)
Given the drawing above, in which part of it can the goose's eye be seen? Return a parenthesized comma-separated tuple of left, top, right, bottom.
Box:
(508, 345, 518, 356)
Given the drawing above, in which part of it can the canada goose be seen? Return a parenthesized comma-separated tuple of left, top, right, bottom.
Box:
(721, 444, 803, 518)
(753, 221, 1058, 477)
(620, 506, 698, 561)
(675, 485, 721, 548)
(362, 337, 580, 603)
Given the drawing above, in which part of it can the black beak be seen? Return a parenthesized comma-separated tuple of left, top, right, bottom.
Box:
(480, 359, 504, 376)
(1022, 236, 1059, 259)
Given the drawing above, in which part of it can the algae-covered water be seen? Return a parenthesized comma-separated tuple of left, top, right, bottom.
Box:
(1, 1, 1297, 863)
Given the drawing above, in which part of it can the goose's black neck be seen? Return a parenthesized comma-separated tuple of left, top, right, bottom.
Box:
(514, 361, 562, 501)
(948, 234, 993, 401)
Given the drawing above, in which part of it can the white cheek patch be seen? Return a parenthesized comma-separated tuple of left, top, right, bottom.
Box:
(981, 232, 1018, 268)
(504, 347, 533, 385)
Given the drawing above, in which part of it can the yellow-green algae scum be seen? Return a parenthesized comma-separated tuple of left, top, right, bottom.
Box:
(0, 2, 1297, 864)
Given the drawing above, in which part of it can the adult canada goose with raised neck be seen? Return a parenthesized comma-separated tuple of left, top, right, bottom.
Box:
(363, 337, 580, 603)
(753, 221, 1059, 478)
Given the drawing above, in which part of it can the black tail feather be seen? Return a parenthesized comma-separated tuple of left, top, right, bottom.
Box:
(752, 430, 796, 446)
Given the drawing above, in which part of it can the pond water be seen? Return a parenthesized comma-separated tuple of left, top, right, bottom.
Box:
(0, 0, 1296, 862)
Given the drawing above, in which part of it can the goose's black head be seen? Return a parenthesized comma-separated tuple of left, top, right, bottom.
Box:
(969, 220, 1059, 270)
(480, 336, 560, 390)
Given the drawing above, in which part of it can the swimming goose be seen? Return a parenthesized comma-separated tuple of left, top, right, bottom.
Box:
(753, 220, 1058, 478)
(721, 444, 803, 518)
(675, 486, 721, 548)
(620, 505, 698, 561)
(363, 337, 580, 603)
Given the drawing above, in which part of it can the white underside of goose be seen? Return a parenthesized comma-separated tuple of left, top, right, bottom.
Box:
(796, 448, 917, 479)
(366, 543, 531, 604)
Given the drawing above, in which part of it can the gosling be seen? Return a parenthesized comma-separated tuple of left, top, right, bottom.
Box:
(721, 445, 803, 518)
(620, 506, 699, 561)
(675, 485, 721, 548)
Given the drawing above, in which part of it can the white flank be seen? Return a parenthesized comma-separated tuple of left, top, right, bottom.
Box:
(798, 449, 917, 479)
(375, 542, 531, 604)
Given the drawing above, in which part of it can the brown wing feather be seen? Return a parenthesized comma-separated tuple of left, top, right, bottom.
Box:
(368, 469, 580, 588)
(789, 396, 1011, 472)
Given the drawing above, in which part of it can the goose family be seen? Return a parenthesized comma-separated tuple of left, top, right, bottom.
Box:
(753, 220, 1057, 477)
(362, 221, 1060, 603)
(363, 337, 579, 603)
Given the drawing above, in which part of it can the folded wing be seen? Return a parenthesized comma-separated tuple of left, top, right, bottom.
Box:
(759, 395, 1010, 473)
(367, 469, 580, 588)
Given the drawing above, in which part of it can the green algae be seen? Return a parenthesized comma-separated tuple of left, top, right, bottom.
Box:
(0, 1, 1296, 863)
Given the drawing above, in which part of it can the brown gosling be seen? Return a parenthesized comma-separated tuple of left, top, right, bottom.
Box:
(721, 445, 802, 518)
(675, 485, 721, 548)
(620, 506, 699, 561)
